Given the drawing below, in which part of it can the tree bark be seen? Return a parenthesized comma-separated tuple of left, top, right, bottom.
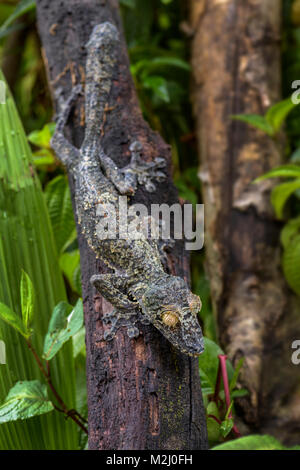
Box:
(36, 0, 208, 450)
(190, 0, 300, 443)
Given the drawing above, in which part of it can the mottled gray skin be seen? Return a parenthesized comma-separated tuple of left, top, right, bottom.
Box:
(51, 22, 204, 356)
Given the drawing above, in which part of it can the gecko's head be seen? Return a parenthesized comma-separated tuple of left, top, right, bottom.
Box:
(86, 22, 119, 53)
(140, 275, 204, 357)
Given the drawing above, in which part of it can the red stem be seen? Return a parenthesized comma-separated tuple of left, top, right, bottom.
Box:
(217, 354, 241, 438)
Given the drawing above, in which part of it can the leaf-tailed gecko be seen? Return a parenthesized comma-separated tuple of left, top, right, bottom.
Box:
(51, 22, 204, 356)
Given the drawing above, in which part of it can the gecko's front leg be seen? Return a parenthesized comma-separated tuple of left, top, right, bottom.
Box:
(91, 273, 141, 340)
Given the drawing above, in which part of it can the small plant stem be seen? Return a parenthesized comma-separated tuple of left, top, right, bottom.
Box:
(26, 339, 88, 435)
(217, 354, 241, 438)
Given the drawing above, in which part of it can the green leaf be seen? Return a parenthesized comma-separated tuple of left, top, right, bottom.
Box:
(207, 418, 220, 443)
(220, 417, 234, 438)
(0, 302, 30, 339)
(229, 357, 244, 392)
(44, 175, 77, 255)
(0, 380, 54, 424)
(0, 0, 35, 39)
(255, 164, 300, 182)
(119, 0, 136, 8)
(72, 326, 86, 359)
(144, 57, 190, 73)
(206, 401, 220, 419)
(280, 216, 300, 249)
(265, 98, 297, 134)
(32, 149, 55, 168)
(143, 76, 170, 102)
(20, 270, 34, 331)
(231, 388, 249, 398)
(198, 337, 234, 390)
(28, 123, 55, 149)
(59, 250, 81, 295)
(43, 299, 83, 360)
(231, 114, 274, 136)
(282, 234, 300, 296)
(271, 179, 300, 219)
(212, 434, 284, 450)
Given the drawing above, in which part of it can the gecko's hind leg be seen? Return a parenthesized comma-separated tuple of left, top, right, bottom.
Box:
(51, 85, 83, 168)
(91, 273, 140, 340)
(99, 141, 167, 195)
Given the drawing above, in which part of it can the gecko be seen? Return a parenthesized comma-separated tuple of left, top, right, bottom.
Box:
(51, 22, 204, 356)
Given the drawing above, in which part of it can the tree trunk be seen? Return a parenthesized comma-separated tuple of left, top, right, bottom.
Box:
(190, 0, 300, 443)
(36, 0, 208, 450)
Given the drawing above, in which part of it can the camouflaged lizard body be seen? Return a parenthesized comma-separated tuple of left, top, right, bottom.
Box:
(51, 22, 204, 356)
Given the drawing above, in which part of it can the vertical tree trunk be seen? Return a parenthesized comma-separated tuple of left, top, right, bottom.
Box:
(36, 0, 208, 450)
(190, 0, 300, 443)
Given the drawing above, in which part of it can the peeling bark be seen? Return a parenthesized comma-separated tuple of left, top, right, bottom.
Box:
(36, 0, 208, 450)
(190, 0, 300, 443)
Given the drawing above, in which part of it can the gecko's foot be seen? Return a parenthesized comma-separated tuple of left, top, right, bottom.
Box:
(122, 141, 166, 193)
(102, 308, 140, 341)
(158, 238, 175, 270)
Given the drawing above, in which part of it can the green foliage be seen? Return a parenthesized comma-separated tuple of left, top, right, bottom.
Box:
(0, 301, 31, 339)
(0, 70, 78, 449)
(0, 0, 35, 40)
(43, 300, 83, 361)
(20, 269, 34, 331)
(0, 381, 54, 424)
(28, 122, 56, 169)
(232, 98, 297, 137)
(199, 338, 247, 445)
(44, 175, 77, 255)
(212, 434, 285, 450)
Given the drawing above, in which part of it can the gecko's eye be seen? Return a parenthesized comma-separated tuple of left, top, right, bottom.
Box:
(161, 309, 180, 328)
(188, 294, 202, 315)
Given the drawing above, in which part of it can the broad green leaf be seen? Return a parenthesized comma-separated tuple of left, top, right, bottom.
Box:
(0, 381, 54, 424)
(0, 302, 29, 338)
(0, 0, 35, 38)
(212, 434, 284, 450)
(206, 401, 219, 419)
(20, 270, 34, 331)
(28, 123, 55, 149)
(206, 416, 221, 443)
(143, 76, 170, 102)
(280, 216, 300, 249)
(271, 179, 300, 219)
(282, 234, 300, 296)
(265, 98, 297, 134)
(255, 164, 300, 182)
(44, 175, 77, 254)
(198, 337, 234, 390)
(43, 299, 83, 360)
(231, 114, 274, 136)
